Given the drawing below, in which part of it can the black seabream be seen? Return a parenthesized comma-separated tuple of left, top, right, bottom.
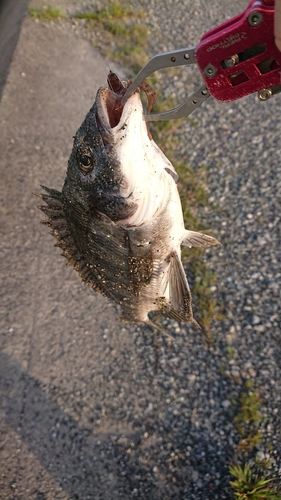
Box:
(37, 71, 219, 328)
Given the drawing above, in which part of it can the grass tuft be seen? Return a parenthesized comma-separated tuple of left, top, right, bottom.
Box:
(74, 0, 147, 76)
(28, 7, 61, 21)
(75, 0, 134, 20)
(228, 379, 281, 497)
(234, 386, 263, 436)
(229, 462, 281, 500)
(230, 380, 264, 456)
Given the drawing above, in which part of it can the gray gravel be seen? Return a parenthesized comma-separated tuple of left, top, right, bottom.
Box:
(1, 0, 281, 499)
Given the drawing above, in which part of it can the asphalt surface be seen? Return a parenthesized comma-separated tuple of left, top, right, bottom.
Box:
(1, 1, 281, 499)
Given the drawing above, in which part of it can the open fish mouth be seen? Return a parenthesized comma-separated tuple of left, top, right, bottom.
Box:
(96, 86, 125, 130)
(96, 70, 156, 135)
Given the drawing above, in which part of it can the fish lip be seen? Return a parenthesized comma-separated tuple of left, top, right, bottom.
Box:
(96, 87, 141, 134)
(86, 188, 133, 202)
(101, 190, 133, 202)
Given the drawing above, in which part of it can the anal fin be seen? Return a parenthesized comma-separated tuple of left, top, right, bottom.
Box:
(159, 251, 200, 327)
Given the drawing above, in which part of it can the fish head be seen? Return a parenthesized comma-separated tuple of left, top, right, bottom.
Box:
(63, 72, 176, 224)
(63, 73, 145, 222)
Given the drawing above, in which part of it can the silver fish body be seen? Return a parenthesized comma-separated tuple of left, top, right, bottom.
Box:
(38, 73, 219, 327)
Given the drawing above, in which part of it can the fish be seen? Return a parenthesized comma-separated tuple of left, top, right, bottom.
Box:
(37, 71, 219, 330)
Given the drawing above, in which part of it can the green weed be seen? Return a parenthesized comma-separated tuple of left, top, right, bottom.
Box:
(229, 462, 281, 500)
(75, 0, 147, 75)
(227, 345, 236, 358)
(28, 7, 61, 21)
(237, 433, 263, 453)
(228, 381, 280, 497)
(234, 388, 262, 434)
(231, 381, 263, 454)
(220, 361, 227, 374)
(75, 0, 135, 20)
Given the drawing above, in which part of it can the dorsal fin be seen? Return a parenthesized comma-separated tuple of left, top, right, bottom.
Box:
(35, 186, 107, 295)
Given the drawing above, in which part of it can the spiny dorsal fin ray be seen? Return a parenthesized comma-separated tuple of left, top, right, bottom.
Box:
(39, 185, 63, 199)
(182, 230, 220, 248)
(35, 186, 109, 296)
(37, 205, 64, 217)
(50, 227, 71, 239)
(34, 193, 63, 208)
(41, 217, 68, 228)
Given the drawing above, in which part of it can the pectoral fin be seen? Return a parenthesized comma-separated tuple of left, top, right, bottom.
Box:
(182, 230, 220, 248)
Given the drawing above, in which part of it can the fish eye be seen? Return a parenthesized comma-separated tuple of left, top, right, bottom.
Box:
(81, 155, 91, 166)
(78, 154, 94, 175)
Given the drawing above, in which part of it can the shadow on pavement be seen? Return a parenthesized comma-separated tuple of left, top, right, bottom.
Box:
(1, 350, 158, 499)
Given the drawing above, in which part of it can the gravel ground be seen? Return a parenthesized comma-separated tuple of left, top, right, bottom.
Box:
(1, 1, 281, 499)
